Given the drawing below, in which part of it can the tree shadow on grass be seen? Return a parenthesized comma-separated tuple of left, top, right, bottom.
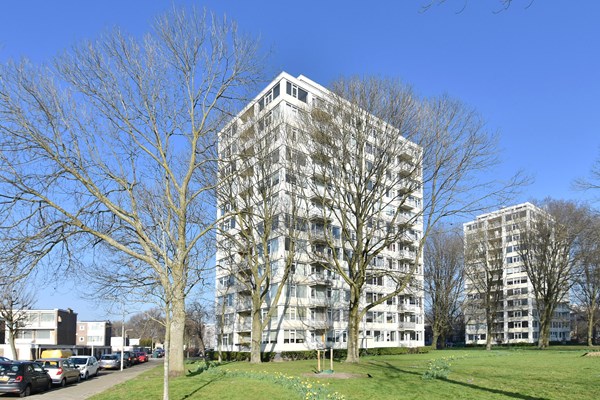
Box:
(367, 361, 548, 400)
(181, 368, 228, 399)
(186, 361, 234, 377)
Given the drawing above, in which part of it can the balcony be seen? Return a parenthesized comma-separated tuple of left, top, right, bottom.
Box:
(398, 249, 416, 261)
(308, 207, 332, 222)
(308, 318, 331, 329)
(237, 320, 252, 332)
(236, 299, 253, 313)
(398, 321, 417, 330)
(308, 296, 331, 307)
(398, 303, 419, 312)
(397, 147, 415, 164)
(307, 273, 333, 286)
(397, 163, 414, 178)
(309, 229, 329, 243)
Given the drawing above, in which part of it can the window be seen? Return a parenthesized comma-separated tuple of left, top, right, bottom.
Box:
(258, 83, 280, 111)
(267, 238, 279, 254)
(334, 330, 347, 343)
(221, 333, 232, 347)
(262, 331, 277, 344)
(17, 330, 33, 339)
(36, 330, 51, 340)
(79, 336, 85, 342)
(286, 82, 308, 102)
(288, 283, 297, 298)
(286, 307, 298, 321)
(284, 329, 305, 343)
(386, 313, 397, 324)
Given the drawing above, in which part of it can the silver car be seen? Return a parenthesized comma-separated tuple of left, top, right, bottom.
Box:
(35, 358, 81, 387)
(98, 354, 123, 370)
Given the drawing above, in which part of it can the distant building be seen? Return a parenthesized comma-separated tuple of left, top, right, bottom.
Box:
(1, 308, 77, 359)
(76, 321, 112, 347)
(463, 203, 571, 345)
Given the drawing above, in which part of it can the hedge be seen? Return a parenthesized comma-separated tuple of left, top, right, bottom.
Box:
(205, 347, 429, 363)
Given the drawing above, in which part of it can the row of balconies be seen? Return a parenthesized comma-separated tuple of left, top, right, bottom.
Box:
(229, 319, 422, 333)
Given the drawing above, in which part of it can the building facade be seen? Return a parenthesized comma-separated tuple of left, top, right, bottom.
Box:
(215, 72, 424, 353)
(1, 308, 78, 359)
(75, 321, 112, 347)
(463, 203, 571, 345)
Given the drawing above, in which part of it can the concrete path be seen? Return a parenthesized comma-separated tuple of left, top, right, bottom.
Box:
(1, 358, 162, 399)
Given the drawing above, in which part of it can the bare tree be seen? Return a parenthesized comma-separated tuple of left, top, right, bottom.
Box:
(0, 281, 35, 359)
(571, 209, 600, 346)
(301, 77, 523, 363)
(424, 226, 464, 349)
(123, 308, 166, 346)
(0, 7, 261, 385)
(518, 199, 589, 348)
(463, 227, 505, 350)
(216, 113, 299, 363)
(185, 301, 211, 355)
(575, 150, 600, 193)
(421, 0, 531, 13)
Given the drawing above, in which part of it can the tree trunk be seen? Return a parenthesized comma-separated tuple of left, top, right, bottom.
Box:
(345, 299, 361, 363)
(538, 307, 553, 349)
(250, 306, 262, 364)
(431, 331, 440, 350)
(169, 293, 186, 377)
(8, 329, 18, 360)
(587, 309, 595, 347)
(486, 313, 493, 351)
(163, 306, 171, 400)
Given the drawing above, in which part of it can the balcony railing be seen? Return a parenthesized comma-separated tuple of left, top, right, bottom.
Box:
(398, 303, 419, 312)
(398, 321, 417, 330)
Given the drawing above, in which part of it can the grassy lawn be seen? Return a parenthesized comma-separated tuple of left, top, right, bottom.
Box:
(90, 348, 600, 400)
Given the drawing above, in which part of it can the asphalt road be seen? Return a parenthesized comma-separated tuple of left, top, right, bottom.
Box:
(1, 358, 162, 399)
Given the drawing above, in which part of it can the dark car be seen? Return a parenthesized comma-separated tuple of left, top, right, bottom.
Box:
(114, 351, 135, 367)
(153, 348, 165, 358)
(0, 361, 52, 397)
(129, 351, 139, 365)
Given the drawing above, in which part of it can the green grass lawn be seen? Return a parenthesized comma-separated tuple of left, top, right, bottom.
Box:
(90, 348, 600, 400)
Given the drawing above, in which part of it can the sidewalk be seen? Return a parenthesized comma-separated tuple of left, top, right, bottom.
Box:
(34, 358, 162, 400)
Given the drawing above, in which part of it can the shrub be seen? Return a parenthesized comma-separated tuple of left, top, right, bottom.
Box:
(422, 357, 453, 380)
(281, 350, 317, 361)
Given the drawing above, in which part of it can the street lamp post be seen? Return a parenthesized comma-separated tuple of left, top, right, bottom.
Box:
(120, 322, 125, 371)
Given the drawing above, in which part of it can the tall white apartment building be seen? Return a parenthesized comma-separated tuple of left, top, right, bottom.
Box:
(463, 203, 570, 345)
(215, 72, 424, 353)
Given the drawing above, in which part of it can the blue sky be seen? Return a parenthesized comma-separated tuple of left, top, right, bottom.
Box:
(1, 0, 599, 320)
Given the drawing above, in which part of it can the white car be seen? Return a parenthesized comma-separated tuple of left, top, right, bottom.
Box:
(69, 356, 100, 380)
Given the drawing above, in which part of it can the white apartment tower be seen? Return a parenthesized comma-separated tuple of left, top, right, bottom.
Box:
(463, 203, 571, 345)
(215, 72, 424, 353)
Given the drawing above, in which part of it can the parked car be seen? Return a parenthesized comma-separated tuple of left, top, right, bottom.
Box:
(153, 348, 165, 358)
(35, 358, 80, 387)
(114, 351, 135, 367)
(134, 351, 148, 363)
(129, 351, 139, 365)
(0, 361, 52, 397)
(98, 354, 123, 370)
(69, 355, 99, 380)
